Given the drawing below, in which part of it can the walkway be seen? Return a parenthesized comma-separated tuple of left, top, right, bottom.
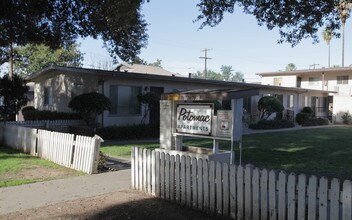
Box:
(0, 169, 131, 215)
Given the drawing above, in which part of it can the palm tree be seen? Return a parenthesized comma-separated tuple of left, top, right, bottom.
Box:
(337, 0, 351, 67)
(322, 28, 333, 68)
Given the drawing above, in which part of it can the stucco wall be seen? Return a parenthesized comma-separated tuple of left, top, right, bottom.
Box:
(34, 71, 99, 112)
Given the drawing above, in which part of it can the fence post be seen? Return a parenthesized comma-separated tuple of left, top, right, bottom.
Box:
(91, 135, 103, 174)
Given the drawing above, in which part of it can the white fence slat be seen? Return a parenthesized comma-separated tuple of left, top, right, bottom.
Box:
(155, 151, 161, 197)
(318, 177, 328, 220)
(342, 180, 352, 220)
(252, 168, 260, 220)
(287, 173, 296, 220)
(175, 154, 181, 202)
(186, 156, 192, 207)
(138, 148, 143, 191)
(209, 160, 216, 213)
(278, 171, 286, 220)
(237, 165, 244, 220)
(170, 155, 175, 201)
(230, 164, 237, 218)
(180, 155, 186, 205)
(143, 149, 147, 192)
(192, 157, 198, 208)
(261, 169, 269, 220)
(245, 165, 253, 220)
(297, 174, 307, 220)
(151, 150, 156, 195)
(308, 175, 317, 220)
(165, 153, 170, 200)
(216, 161, 223, 215)
(330, 178, 340, 220)
(223, 163, 229, 215)
(147, 150, 152, 194)
(197, 158, 203, 210)
(203, 159, 209, 212)
(131, 147, 135, 189)
(269, 170, 277, 220)
(160, 152, 165, 199)
(135, 147, 139, 190)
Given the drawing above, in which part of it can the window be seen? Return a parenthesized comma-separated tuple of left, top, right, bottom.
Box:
(273, 77, 282, 86)
(309, 77, 320, 86)
(109, 85, 141, 116)
(43, 87, 53, 105)
(287, 95, 294, 108)
(71, 84, 83, 98)
(337, 75, 349, 85)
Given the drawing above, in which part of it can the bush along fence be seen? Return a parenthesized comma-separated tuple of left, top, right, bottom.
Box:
(131, 147, 352, 220)
(6, 120, 84, 132)
(0, 124, 101, 174)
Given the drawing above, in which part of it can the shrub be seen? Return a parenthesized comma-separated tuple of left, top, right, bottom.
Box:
(302, 106, 314, 115)
(257, 96, 284, 120)
(341, 112, 352, 124)
(96, 123, 159, 140)
(68, 92, 111, 128)
(249, 119, 294, 130)
(301, 118, 329, 127)
(295, 112, 311, 125)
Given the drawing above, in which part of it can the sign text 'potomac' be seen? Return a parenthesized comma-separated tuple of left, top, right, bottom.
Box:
(176, 104, 212, 135)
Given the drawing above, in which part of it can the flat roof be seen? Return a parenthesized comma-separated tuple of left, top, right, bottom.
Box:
(257, 67, 352, 76)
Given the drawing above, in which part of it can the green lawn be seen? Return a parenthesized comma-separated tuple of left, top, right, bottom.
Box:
(0, 145, 82, 187)
(101, 127, 352, 180)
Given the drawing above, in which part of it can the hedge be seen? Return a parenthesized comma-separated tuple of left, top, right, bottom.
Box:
(96, 123, 159, 140)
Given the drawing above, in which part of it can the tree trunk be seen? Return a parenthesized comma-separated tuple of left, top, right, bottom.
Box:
(9, 42, 13, 80)
(328, 43, 331, 68)
(342, 21, 345, 67)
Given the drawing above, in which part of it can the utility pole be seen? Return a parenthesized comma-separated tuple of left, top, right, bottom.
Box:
(309, 64, 320, 69)
(199, 48, 212, 79)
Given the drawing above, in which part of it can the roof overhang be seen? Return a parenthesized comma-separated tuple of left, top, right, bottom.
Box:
(161, 88, 261, 101)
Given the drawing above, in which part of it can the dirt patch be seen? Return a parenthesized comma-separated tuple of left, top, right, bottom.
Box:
(1, 189, 230, 220)
(0, 165, 78, 181)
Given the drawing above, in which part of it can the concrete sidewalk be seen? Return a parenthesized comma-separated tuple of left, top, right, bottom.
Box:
(0, 169, 131, 215)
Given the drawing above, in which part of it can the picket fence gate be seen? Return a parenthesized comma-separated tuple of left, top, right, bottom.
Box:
(0, 124, 100, 174)
(7, 120, 84, 132)
(131, 147, 352, 220)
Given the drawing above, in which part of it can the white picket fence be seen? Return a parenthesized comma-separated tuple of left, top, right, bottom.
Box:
(131, 147, 352, 220)
(7, 120, 84, 132)
(0, 124, 101, 174)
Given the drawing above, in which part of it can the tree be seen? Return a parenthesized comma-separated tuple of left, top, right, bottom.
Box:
(149, 59, 163, 68)
(192, 66, 244, 82)
(220, 65, 233, 81)
(13, 44, 83, 76)
(195, 0, 342, 46)
(68, 93, 112, 128)
(0, 0, 148, 78)
(285, 63, 297, 71)
(258, 96, 284, 120)
(323, 28, 333, 68)
(0, 74, 29, 122)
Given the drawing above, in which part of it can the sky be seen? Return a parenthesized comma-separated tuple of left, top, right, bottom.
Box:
(78, 0, 352, 83)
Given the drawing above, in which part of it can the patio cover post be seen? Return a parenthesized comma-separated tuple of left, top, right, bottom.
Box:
(231, 98, 243, 164)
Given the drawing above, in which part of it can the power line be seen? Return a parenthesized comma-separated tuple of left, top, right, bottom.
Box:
(199, 48, 212, 79)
